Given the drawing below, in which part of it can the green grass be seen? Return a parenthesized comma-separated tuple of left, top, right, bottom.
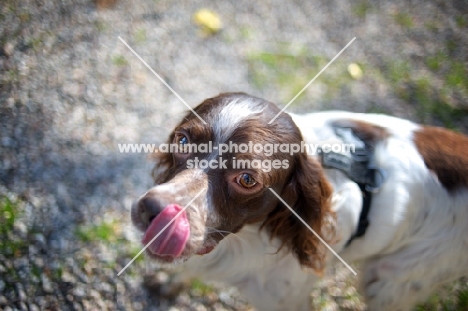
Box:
(246, 41, 467, 125)
(446, 62, 467, 88)
(190, 279, 214, 295)
(134, 28, 147, 43)
(240, 26, 253, 39)
(0, 196, 17, 232)
(416, 281, 468, 311)
(76, 220, 120, 243)
(459, 289, 468, 309)
(423, 53, 468, 121)
(425, 20, 440, 32)
(407, 77, 465, 129)
(426, 53, 445, 71)
(0, 196, 27, 257)
(0, 195, 29, 287)
(2, 69, 19, 83)
(31, 263, 42, 278)
(51, 265, 64, 279)
(386, 60, 411, 84)
(96, 21, 108, 32)
(446, 40, 457, 54)
(18, 10, 30, 23)
(127, 245, 145, 264)
(456, 16, 467, 28)
(112, 55, 128, 66)
(379, 56, 468, 129)
(247, 45, 353, 107)
(353, 1, 372, 18)
(394, 12, 414, 28)
(75, 218, 146, 272)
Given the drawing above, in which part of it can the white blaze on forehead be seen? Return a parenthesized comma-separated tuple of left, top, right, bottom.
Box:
(213, 97, 266, 144)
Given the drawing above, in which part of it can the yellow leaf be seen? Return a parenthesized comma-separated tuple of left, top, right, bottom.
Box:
(193, 9, 222, 35)
(348, 63, 363, 80)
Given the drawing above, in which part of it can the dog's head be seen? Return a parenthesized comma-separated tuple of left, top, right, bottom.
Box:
(131, 93, 334, 272)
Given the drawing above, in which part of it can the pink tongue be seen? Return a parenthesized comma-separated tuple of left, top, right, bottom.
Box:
(142, 204, 190, 258)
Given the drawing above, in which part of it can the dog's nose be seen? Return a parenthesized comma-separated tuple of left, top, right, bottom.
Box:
(138, 195, 165, 227)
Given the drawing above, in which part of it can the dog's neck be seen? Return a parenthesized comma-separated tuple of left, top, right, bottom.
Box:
(322, 169, 364, 251)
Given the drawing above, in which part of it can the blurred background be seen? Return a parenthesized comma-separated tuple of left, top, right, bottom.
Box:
(0, 0, 467, 310)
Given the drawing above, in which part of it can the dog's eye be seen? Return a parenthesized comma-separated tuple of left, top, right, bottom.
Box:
(176, 134, 188, 145)
(236, 173, 257, 188)
(174, 133, 189, 153)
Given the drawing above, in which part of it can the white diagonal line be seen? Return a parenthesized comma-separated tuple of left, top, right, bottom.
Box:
(268, 188, 357, 275)
(117, 189, 205, 276)
(268, 37, 357, 124)
(118, 36, 207, 125)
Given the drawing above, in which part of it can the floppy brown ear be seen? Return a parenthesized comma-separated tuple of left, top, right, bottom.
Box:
(263, 154, 334, 274)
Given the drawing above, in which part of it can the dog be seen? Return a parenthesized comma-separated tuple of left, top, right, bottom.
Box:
(131, 92, 468, 311)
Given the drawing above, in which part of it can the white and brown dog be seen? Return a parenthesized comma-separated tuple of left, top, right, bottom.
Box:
(131, 93, 468, 311)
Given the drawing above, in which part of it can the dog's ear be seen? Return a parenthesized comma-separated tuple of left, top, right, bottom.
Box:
(263, 154, 334, 274)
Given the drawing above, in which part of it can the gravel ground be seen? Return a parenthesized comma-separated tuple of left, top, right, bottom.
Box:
(0, 0, 467, 310)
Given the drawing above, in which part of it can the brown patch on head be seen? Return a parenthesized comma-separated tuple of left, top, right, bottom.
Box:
(414, 126, 468, 193)
(332, 119, 390, 146)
